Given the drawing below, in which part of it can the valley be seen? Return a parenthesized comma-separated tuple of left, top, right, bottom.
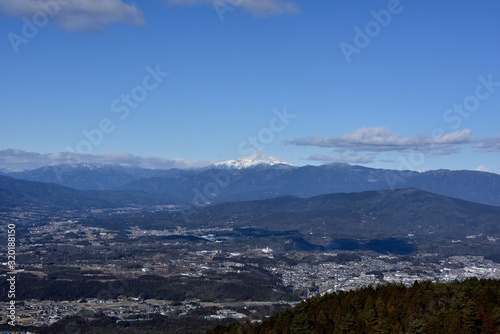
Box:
(1, 163, 499, 333)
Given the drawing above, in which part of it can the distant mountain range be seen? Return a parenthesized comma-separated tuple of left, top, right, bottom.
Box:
(0, 175, 178, 211)
(2, 166, 499, 253)
(0, 163, 173, 190)
(3, 160, 499, 206)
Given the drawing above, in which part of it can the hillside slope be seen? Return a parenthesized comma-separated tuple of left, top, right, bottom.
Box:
(207, 279, 500, 334)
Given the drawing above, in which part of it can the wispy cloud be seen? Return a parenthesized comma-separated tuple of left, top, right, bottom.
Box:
(0, 0, 145, 31)
(307, 152, 375, 164)
(0, 149, 208, 170)
(474, 136, 500, 152)
(287, 127, 474, 155)
(165, 0, 299, 17)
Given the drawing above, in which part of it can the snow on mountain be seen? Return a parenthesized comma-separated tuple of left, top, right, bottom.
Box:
(0, 167, 27, 173)
(212, 158, 293, 169)
(0, 162, 137, 172)
(57, 162, 137, 170)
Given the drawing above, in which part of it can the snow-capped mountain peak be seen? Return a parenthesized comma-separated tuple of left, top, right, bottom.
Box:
(212, 157, 292, 169)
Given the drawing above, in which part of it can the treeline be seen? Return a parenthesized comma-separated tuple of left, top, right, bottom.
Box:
(207, 278, 500, 334)
(0, 314, 235, 334)
(1, 267, 297, 302)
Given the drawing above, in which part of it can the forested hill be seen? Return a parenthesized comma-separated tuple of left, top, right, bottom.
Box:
(207, 279, 500, 334)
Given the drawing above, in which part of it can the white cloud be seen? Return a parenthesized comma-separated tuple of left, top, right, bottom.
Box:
(287, 127, 474, 155)
(0, 149, 208, 170)
(165, 0, 299, 17)
(475, 165, 500, 175)
(433, 129, 473, 144)
(0, 0, 145, 31)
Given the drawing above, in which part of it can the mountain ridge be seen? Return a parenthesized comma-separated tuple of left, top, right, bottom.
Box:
(2, 162, 500, 206)
(73, 187, 500, 255)
(0, 175, 178, 211)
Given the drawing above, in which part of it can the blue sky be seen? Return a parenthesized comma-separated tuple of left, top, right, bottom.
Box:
(1, 0, 500, 172)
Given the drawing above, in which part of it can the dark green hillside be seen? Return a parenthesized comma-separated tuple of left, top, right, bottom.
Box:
(208, 278, 500, 334)
(184, 188, 500, 253)
(79, 188, 500, 254)
(2, 269, 297, 302)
